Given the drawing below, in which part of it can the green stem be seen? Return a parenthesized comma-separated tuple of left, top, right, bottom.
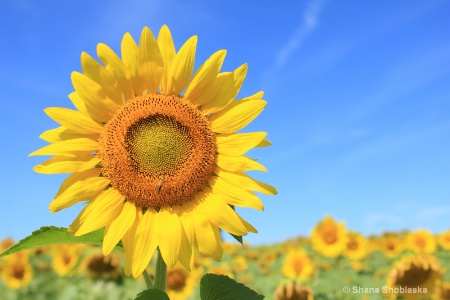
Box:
(154, 247, 167, 291)
(142, 269, 154, 289)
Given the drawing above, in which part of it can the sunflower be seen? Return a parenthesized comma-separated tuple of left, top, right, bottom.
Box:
(30, 25, 276, 278)
(165, 263, 199, 300)
(378, 233, 405, 258)
(344, 231, 368, 261)
(274, 281, 314, 300)
(406, 229, 436, 254)
(310, 216, 347, 257)
(437, 230, 450, 250)
(384, 254, 442, 300)
(434, 282, 450, 300)
(1, 255, 33, 289)
(281, 249, 314, 281)
(51, 244, 81, 276)
(79, 252, 122, 280)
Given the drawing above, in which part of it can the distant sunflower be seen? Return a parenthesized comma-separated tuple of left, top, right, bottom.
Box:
(274, 281, 314, 300)
(406, 229, 436, 254)
(344, 231, 368, 261)
(166, 263, 199, 300)
(281, 249, 314, 281)
(437, 230, 450, 250)
(378, 233, 404, 258)
(434, 282, 450, 300)
(384, 254, 442, 300)
(51, 244, 80, 276)
(1, 255, 33, 289)
(310, 216, 347, 257)
(79, 252, 122, 280)
(30, 25, 276, 277)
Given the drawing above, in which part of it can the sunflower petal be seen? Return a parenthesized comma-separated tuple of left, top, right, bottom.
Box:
(71, 72, 119, 122)
(75, 188, 125, 236)
(192, 210, 222, 260)
(139, 27, 164, 94)
(81, 52, 124, 105)
(198, 72, 235, 115)
(29, 138, 98, 157)
(215, 167, 277, 195)
(157, 25, 176, 94)
(103, 201, 136, 255)
(166, 35, 197, 96)
(121, 32, 145, 96)
(97, 43, 134, 100)
(200, 190, 248, 236)
(177, 226, 193, 271)
(216, 154, 267, 172)
(39, 126, 85, 143)
(238, 90, 264, 100)
(154, 208, 182, 268)
(55, 168, 102, 198)
(44, 107, 103, 135)
(132, 208, 158, 277)
(49, 176, 110, 213)
(122, 208, 140, 276)
(216, 132, 267, 156)
(33, 155, 100, 174)
(184, 50, 227, 105)
(209, 176, 264, 210)
(68, 92, 88, 116)
(255, 139, 272, 148)
(210, 100, 267, 133)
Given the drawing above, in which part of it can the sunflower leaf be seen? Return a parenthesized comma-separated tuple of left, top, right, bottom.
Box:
(133, 288, 170, 300)
(200, 273, 265, 300)
(0, 226, 120, 257)
(229, 233, 244, 245)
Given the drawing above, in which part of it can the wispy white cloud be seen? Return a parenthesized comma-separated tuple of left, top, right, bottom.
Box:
(273, 0, 326, 70)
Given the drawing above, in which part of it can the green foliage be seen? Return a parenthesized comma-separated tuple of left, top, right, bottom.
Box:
(200, 274, 264, 300)
(0, 227, 114, 257)
(134, 288, 170, 300)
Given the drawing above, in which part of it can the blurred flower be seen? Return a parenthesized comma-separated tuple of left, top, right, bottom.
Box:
(1, 255, 32, 289)
(310, 216, 347, 257)
(281, 249, 314, 281)
(166, 263, 199, 300)
(344, 231, 368, 260)
(437, 230, 450, 251)
(274, 281, 314, 300)
(406, 230, 436, 254)
(51, 244, 81, 276)
(79, 252, 122, 280)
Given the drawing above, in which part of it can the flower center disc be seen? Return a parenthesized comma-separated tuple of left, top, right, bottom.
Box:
(99, 94, 216, 208)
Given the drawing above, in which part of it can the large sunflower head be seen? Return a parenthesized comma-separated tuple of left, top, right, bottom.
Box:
(310, 216, 348, 257)
(384, 254, 443, 300)
(30, 25, 276, 278)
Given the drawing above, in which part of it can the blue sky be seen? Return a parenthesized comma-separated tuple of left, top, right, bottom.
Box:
(1, 0, 449, 246)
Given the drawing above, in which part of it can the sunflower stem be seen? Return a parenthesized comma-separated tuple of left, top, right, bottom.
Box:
(142, 269, 154, 289)
(154, 247, 167, 291)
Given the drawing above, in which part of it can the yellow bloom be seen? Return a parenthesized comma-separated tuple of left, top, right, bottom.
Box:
(79, 252, 122, 280)
(310, 216, 347, 257)
(30, 25, 276, 278)
(344, 231, 368, 260)
(166, 263, 199, 300)
(434, 282, 450, 300)
(274, 281, 314, 300)
(406, 229, 436, 254)
(437, 230, 450, 250)
(384, 254, 442, 300)
(378, 233, 405, 258)
(281, 249, 314, 281)
(1, 255, 33, 289)
(231, 255, 248, 273)
(51, 244, 81, 276)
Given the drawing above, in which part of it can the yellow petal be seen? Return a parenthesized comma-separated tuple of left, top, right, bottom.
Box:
(184, 50, 227, 105)
(122, 208, 140, 276)
(200, 189, 248, 236)
(33, 154, 100, 174)
(55, 168, 102, 198)
(197, 72, 235, 114)
(103, 201, 136, 255)
(132, 208, 158, 277)
(71, 72, 119, 122)
(121, 32, 145, 96)
(29, 138, 98, 157)
(255, 139, 272, 148)
(138, 27, 163, 94)
(81, 52, 124, 105)
(238, 90, 264, 100)
(74, 188, 125, 236)
(157, 25, 176, 94)
(39, 126, 85, 143)
(177, 226, 193, 271)
(97, 43, 134, 100)
(68, 92, 88, 116)
(215, 167, 277, 195)
(166, 35, 197, 96)
(44, 107, 103, 135)
(209, 176, 264, 210)
(238, 215, 258, 233)
(210, 100, 267, 133)
(216, 132, 267, 156)
(49, 175, 109, 212)
(192, 209, 223, 260)
(216, 154, 267, 172)
(200, 63, 248, 115)
(154, 208, 182, 268)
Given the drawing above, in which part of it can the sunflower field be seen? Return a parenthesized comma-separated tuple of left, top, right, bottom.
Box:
(1, 216, 449, 300)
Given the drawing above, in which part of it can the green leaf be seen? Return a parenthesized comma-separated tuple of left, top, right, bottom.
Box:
(200, 273, 265, 300)
(229, 233, 243, 245)
(0, 226, 115, 257)
(134, 289, 170, 300)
